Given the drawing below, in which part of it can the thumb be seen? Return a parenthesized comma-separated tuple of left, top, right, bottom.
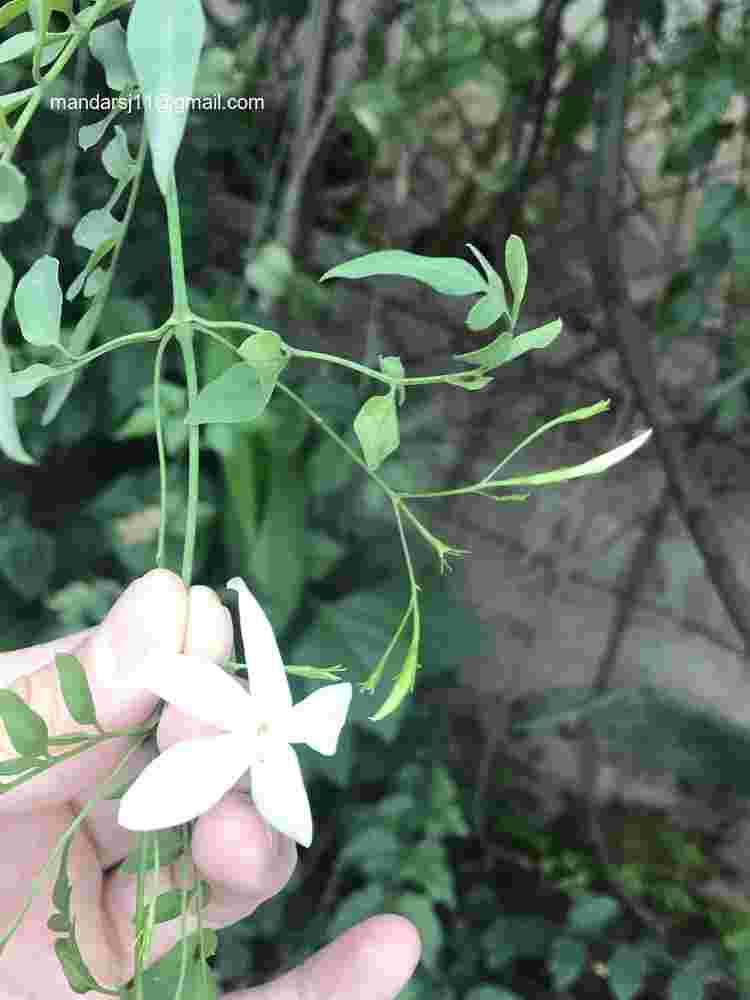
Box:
(0, 569, 189, 813)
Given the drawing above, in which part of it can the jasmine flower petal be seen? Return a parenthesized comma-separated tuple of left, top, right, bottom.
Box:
(250, 740, 313, 847)
(227, 577, 292, 715)
(127, 652, 258, 732)
(284, 682, 353, 756)
(118, 731, 255, 831)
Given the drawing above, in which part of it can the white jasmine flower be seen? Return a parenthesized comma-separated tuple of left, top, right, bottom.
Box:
(115, 578, 352, 847)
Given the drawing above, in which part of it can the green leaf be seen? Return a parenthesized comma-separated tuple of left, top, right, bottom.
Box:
(237, 331, 287, 399)
(8, 362, 60, 398)
(0, 87, 35, 113)
(126, 0, 206, 196)
(120, 930, 218, 1000)
(454, 331, 512, 369)
(88, 20, 135, 91)
(338, 827, 401, 879)
(120, 828, 184, 873)
(185, 364, 271, 425)
(400, 839, 456, 906)
(0, 690, 49, 756)
(0, 28, 64, 66)
(668, 968, 707, 1000)
(306, 436, 354, 497)
(73, 208, 123, 252)
(101, 125, 134, 180)
(465, 243, 508, 327)
(0, 162, 27, 222)
(505, 234, 528, 323)
(425, 766, 469, 838)
(0, 756, 40, 775)
(55, 934, 98, 993)
(14, 255, 62, 347)
(0, 30, 39, 63)
(151, 889, 185, 924)
(47, 912, 70, 933)
(609, 942, 652, 1000)
(481, 914, 555, 970)
(503, 318, 562, 363)
(320, 250, 486, 296)
(67, 237, 116, 301)
(305, 529, 346, 581)
(549, 935, 587, 990)
(52, 836, 73, 918)
(0, 1, 29, 31)
(465, 989, 522, 1000)
(443, 372, 494, 391)
(0, 513, 56, 598)
(0, 252, 35, 465)
(369, 635, 418, 722)
(466, 289, 506, 332)
(394, 892, 443, 972)
(78, 112, 115, 151)
(566, 893, 621, 935)
(353, 391, 400, 471)
(380, 354, 405, 404)
(250, 450, 306, 632)
(55, 653, 98, 727)
(488, 428, 652, 488)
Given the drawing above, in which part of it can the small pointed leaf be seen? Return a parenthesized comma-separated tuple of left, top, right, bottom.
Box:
(14, 255, 62, 347)
(454, 331, 513, 369)
(465, 243, 508, 319)
(505, 234, 528, 321)
(101, 125, 134, 180)
(353, 391, 400, 471)
(0, 689, 49, 756)
(320, 250, 486, 296)
(8, 363, 60, 399)
(55, 653, 98, 726)
(89, 21, 135, 91)
(185, 364, 272, 425)
(127, 0, 206, 195)
(0, 252, 35, 464)
(72, 208, 122, 252)
(0, 162, 27, 221)
(504, 318, 562, 363)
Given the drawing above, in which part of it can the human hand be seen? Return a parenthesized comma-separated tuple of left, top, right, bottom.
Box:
(0, 569, 421, 999)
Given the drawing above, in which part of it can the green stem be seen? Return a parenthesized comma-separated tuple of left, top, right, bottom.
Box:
(193, 318, 481, 388)
(21, 326, 169, 386)
(276, 381, 396, 497)
(165, 174, 190, 317)
(177, 325, 199, 587)
(194, 320, 398, 497)
(287, 347, 474, 387)
(153, 332, 175, 568)
(164, 170, 199, 585)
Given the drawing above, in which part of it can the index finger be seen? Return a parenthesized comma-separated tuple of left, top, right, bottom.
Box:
(0, 570, 188, 815)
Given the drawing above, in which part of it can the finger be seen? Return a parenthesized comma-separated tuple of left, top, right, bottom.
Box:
(0, 569, 189, 814)
(73, 585, 236, 869)
(104, 791, 297, 983)
(242, 915, 422, 1000)
(0, 628, 94, 687)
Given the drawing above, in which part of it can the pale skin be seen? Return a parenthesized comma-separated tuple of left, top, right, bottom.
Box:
(0, 569, 421, 1000)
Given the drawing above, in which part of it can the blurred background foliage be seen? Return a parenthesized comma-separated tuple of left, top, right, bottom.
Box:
(4, 0, 750, 997)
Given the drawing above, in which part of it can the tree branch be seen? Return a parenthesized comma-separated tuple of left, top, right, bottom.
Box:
(586, 0, 750, 657)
